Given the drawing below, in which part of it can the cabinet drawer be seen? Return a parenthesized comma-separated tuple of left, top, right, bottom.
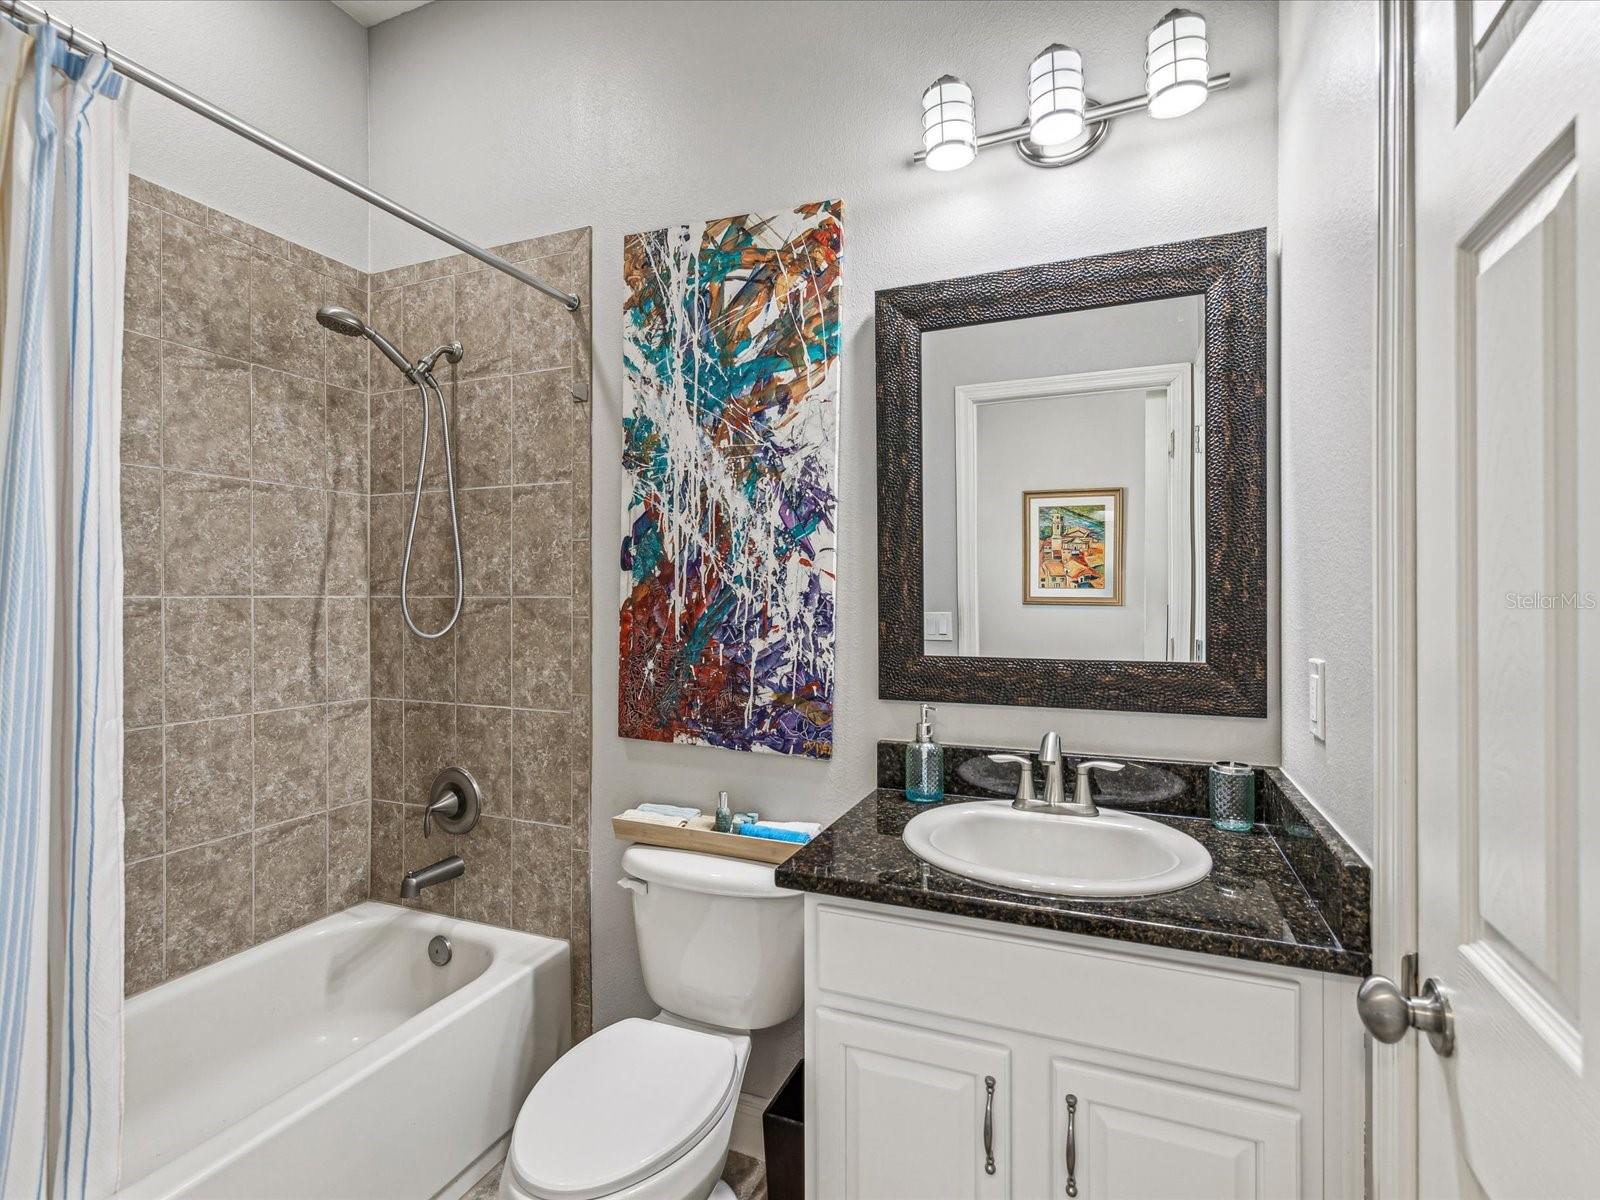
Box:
(815, 905, 1302, 1089)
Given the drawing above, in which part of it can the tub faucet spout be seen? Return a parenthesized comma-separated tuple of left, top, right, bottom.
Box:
(400, 855, 464, 900)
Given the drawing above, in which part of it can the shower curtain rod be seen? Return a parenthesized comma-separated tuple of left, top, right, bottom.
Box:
(0, 0, 581, 312)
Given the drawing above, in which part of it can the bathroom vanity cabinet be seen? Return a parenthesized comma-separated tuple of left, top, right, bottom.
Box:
(802, 897, 1363, 1200)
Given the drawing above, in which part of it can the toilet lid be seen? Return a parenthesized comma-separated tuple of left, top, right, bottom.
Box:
(508, 1018, 739, 1200)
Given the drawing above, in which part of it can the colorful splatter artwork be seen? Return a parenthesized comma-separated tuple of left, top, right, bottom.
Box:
(620, 201, 842, 758)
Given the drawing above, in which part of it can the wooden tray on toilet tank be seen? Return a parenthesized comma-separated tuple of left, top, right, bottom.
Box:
(610, 817, 802, 865)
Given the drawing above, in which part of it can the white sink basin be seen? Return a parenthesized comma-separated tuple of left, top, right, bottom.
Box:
(902, 801, 1213, 898)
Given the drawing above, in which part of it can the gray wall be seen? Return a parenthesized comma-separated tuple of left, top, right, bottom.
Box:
(366, 0, 1281, 1099)
(1277, 0, 1379, 859)
(49, 0, 371, 268)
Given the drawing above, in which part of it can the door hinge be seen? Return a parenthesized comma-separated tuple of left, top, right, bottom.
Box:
(1168, 429, 1176, 457)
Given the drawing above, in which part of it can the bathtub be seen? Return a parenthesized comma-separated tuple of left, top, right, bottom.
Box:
(114, 902, 569, 1200)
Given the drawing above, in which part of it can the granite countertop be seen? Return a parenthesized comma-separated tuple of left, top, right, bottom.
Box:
(775, 787, 1371, 977)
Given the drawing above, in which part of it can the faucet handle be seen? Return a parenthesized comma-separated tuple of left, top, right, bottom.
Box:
(987, 754, 1036, 803)
(1073, 760, 1124, 811)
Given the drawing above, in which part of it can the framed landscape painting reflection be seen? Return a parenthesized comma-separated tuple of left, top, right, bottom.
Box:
(1024, 488, 1124, 606)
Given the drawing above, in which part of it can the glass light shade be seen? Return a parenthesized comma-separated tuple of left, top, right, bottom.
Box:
(1146, 8, 1209, 119)
(1027, 44, 1085, 146)
(922, 75, 976, 171)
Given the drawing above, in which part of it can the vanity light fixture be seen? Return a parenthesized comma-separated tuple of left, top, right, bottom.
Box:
(921, 75, 977, 172)
(914, 7, 1231, 171)
(1146, 8, 1210, 119)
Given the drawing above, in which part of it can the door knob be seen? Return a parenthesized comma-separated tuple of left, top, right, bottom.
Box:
(1357, 961, 1455, 1056)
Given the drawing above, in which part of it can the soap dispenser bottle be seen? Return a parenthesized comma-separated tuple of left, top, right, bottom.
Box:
(905, 705, 945, 803)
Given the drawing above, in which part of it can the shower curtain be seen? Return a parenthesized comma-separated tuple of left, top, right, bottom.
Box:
(0, 21, 130, 1200)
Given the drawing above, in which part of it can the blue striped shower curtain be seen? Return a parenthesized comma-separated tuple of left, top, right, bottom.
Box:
(0, 20, 130, 1200)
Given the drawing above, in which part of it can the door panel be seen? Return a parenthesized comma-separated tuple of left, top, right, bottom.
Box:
(1414, 1, 1600, 1195)
(813, 1008, 1011, 1200)
(1049, 1060, 1299, 1200)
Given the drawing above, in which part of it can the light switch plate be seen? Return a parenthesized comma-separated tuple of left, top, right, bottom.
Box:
(923, 611, 954, 642)
(1308, 658, 1327, 741)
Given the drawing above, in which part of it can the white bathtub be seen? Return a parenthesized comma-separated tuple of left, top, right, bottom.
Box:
(115, 902, 569, 1200)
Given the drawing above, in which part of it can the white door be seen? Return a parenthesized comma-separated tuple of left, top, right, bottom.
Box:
(813, 1008, 1011, 1199)
(1048, 1059, 1300, 1200)
(1412, 1, 1600, 1194)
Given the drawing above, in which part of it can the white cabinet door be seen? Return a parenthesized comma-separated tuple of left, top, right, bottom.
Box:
(1049, 1059, 1301, 1200)
(814, 1008, 1011, 1200)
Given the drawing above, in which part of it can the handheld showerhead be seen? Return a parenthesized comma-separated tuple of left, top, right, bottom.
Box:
(314, 304, 416, 379)
(315, 304, 367, 336)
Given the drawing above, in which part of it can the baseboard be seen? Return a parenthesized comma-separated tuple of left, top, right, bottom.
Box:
(730, 1092, 768, 1161)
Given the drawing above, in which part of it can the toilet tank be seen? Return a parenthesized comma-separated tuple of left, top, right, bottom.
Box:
(620, 846, 804, 1031)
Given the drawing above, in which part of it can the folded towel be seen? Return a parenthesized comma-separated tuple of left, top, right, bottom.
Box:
(639, 803, 701, 821)
(736, 822, 813, 845)
(687, 814, 716, 831)
(619, 808, 688, 827)
(751, 820, 821, 837)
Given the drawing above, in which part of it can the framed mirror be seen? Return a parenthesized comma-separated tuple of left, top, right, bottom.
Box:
(876, 230, 1267, 716)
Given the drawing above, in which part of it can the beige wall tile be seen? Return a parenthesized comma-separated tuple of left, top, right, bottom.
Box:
(162, 215, 251, 360)
(166, 833, 252, 976)
(369, 390, 406, 495)
(325, 385, 369, 493)
(512, 821, 571, 939)
(369, 494, 403, 595)
(164, 597, 252, 721)
(328, 802, 370, 911)
(164, 716, 252, 850)
(250, 256, 323, 369)
(326, 597, 370, 703)
(123, 726, 165, 862)
(512, 596, 572, 711)
(327, 700, 371, 808)
(124, 599, 164, 728)
(403, 597, 457, 702)
(122, 466, 163, 597)
(162, 346, 251, 477)
(455, 815, 512, 926)
(456, 598, 511, 708)
(460, 487, 512, 596)
(122, 332, 163, 466)
(371, 700, 404, 802)
(370, 598, 405, 700)
(403, 701, 456, 801)
(512, 482, 572, 597)
(513, 709, 572, 826)
(324, 284, 370, 394)
(253, 814, 328, 942)
(455, 268, 519, 379)
(511, 370, 574, 485)
(456, 705, 511, 816)
(124, 857, 165, 994)
(402, 275, 456, 357)
(164, 472, 252, 595)
(124, 202, 163, 340)
(252, 484, 326, 596)
(405, 494, 458, 597)
(253, 706, 327, 827)
(325, 493, 369, 597)
(369, 801, 404, 900)
(253, 597, 326, 709)
(251, 368, 326, 489)
(452, 376, 512, 487)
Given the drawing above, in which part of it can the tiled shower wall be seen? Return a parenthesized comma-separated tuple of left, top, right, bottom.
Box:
(120, 177, 374, 994)
(120, 177, 594, 1030)
(364, 232, 595, 1037)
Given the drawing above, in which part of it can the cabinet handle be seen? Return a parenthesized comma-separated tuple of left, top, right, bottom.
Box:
(983, 1075, 996, 1176)
(1064, 1093, 1078, 1197)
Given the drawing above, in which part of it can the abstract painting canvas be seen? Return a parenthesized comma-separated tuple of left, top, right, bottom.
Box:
(620, 201, 842, 757)
(1023, 488, 1124, 605)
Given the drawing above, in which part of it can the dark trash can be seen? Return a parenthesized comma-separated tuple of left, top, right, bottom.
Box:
(762, 1060, 804, 1200)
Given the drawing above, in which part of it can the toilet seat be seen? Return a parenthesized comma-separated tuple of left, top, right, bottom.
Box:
(506, 1018, 739, 1200)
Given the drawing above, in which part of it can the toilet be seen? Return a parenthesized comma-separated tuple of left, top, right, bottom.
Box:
(499, 846, 804, 1200)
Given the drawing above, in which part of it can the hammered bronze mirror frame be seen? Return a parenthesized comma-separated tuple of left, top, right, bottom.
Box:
(876, 228, 1268, 716)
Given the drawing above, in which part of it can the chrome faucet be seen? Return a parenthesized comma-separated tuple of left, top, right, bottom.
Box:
(1063, 760, 1125, 817)
(400, 854, 464, 900)
(987, 736, 1125, 817)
